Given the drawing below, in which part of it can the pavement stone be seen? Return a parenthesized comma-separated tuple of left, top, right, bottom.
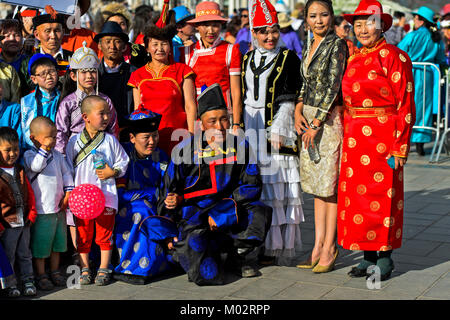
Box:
(6, 144, 449, 301)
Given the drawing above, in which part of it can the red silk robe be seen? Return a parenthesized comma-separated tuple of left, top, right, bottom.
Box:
(337, 38, 415, 251)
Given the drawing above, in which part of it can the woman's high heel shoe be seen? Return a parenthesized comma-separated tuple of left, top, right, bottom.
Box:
(296, 255, 320, 269)
(312, 249, 339, 273)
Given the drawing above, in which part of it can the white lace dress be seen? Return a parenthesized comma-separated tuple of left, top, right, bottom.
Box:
(243, 48, 304, 260)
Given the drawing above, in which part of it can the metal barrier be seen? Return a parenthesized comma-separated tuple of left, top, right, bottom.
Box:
(411, 62, 441, 163)
(435, 70, 450, 162)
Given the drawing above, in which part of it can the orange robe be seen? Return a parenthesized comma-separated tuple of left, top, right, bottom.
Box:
(337, 38, 415, 251)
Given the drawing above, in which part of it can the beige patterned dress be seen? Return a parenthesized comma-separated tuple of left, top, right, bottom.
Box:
(298, 31, 348, 198)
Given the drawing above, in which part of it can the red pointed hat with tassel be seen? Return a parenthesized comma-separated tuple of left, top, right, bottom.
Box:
(250, 0, 279, 29)
(144, 0, 177, 43)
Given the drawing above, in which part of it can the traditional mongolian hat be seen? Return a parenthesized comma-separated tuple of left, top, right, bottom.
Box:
(69, 41, 101, 94)
(250, 0, 279, 30)
(343, 0, 392, 32)
(187, 1, 228, 24)
(126, 108, 162, 133)
(197, 83, 227, 117)
(144, 0, 177, 42)
(32, 5, 65, 29)
(28, 53, 57, 76)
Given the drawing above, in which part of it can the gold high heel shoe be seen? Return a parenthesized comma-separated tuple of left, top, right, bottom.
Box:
(296, 255, 320, 269)
(312, 249, 339, 273)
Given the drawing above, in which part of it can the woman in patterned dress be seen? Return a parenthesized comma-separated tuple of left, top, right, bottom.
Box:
(294, 0, 348, 273)
(338, 0, 415, 281)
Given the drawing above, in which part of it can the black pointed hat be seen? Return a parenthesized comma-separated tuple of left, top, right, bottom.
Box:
(197, 83, 227, 117)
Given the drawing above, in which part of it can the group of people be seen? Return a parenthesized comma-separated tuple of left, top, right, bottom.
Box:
(0, 0, 446, 298)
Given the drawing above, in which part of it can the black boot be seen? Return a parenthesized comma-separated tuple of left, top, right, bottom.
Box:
(348, 251, 377, 278)
(416, 143, 425, 156)
(226, 248, 260, 278)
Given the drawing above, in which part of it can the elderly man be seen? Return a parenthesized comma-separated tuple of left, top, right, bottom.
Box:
(32, 11, 72, 81)
(157, 83, 272, 286)
(94, 21, 136, 138)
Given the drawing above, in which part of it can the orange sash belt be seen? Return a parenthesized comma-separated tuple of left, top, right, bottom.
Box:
(345, 106, 396, 119)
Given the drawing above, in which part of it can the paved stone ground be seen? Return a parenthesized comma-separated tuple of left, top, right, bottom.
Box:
(7, 143, 450, 301)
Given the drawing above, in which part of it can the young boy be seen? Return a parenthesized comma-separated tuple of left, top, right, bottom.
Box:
(23, 117, 74, 291)
(66, 95, 129, 286)
(20, 53, 60, 152)
(0, 127, 37, 297)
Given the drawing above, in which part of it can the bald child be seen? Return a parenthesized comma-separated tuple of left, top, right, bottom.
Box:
(23, 116, 74, 291)
(65, 95, 129, 286)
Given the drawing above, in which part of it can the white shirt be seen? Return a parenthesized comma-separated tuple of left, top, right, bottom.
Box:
(40, 46, 64, 60)
(24, 148, 74, 214)
(66, 132, 129, 211)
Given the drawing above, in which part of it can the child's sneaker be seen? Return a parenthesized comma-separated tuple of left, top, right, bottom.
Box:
(6, 286, 21, 298)
(22, 281, 37, 296)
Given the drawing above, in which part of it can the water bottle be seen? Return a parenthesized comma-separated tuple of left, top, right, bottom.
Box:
(91, 149, 106, 169)
(308, 143, 321, 163)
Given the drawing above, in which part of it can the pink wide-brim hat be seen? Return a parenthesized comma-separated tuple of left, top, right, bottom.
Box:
(187, 1, 228, 24)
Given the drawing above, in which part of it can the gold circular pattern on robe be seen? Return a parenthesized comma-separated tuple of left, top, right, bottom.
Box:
(397, 200, 404, 210)
(399, 53, 407, 62)
(391, 71, 401, 83)
(407, 81, 413, 92)
(345, 196, 351, 207)
(342, 151, 348, 162)
(357, 184, 367, 195)
(368, 70, 378, 80)
(344, 227, 347, 236)
(370, 201, 381, 212)
(362, 125, 372, 136)
(387, 187, 396, 199)
(397, 101, 402, 110)
(340, 210, 346, 221)
(350, 243, 360, 250)
(122, 231, 130, 241)
(400, 144, 408, 154)
(361, 155, 371, 165)
(121, 259, 131, 269)
(395, 130, 402, 138)
(363, 98, 373, 108)
(340, 181, 347, 192)
(378, 115, 388, 124)
(346, 167, 353, 178)
(364, 57, 373, 65)
(398, 171, 403, 181)
(367, 230, 377, 241)
(380, 87, 389, 97)
(345, 95, 352, 106)
(396, 228, 402, 239)
(379, 245, 392, 251)
(352, 82, 361, 92)
(374, 172, 384, 182)
(348, 137, 356, 148)
(383, 217, 395, 228)
(347, 68, 356, 77)
(132, 212, 142, 224)
(133, 242, 140, 253)
(405, 113, 412, 124)
(380, 49, 389, 58)
(139, 257, 150, 269)
(376, 143, 387, 153)
(353, 214, 364, 224)
(383, 67, 388, 75)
